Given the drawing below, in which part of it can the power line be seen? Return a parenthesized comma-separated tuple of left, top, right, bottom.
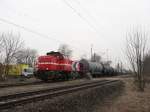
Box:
(0, 18, 61, 43)
(73, 0, 101, 29)
(0, 1, 104, 58)
(0, 17, 88, 55)
(62, 0, 101, 36)
(1, 1, 100, 56)
(72, 0, 105, 38)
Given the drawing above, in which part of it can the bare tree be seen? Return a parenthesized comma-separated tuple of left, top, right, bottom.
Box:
(58, 44, 72, 58)
(0, 35, 4, 55)
(143, 51, 150, 77)
(102, 60, 112, 67)
(91, 53, 101, 63)
(15, 48, 38, 67)
(0, 63, 4, 80)
(115, 61, 123, 74)
(126, 29, 148, 91)
(0, 36, 4, 80)
(1, 32, 24, 77)
(80, 54, 87, 60)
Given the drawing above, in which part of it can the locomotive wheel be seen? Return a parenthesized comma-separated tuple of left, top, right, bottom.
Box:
(40, 74, 49, 82)
(37, 71, 49, 82)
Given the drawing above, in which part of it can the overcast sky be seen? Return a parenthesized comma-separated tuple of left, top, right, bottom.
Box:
(0, 0, 150, 67)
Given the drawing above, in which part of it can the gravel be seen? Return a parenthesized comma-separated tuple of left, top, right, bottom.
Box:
(1, 80, 124, 112)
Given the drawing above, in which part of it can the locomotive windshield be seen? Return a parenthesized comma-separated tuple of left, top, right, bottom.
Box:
(46, 51, 64, 59)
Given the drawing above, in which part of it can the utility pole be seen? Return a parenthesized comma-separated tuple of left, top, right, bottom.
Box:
(120, 61, 123, 74)
(117, 62, 120, 73)
(91, 44, 93, 61)
(106, 49, 109, 62)
(93, 52, 96, 62)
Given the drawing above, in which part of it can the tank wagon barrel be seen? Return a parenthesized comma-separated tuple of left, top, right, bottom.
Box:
(79, 59, 115, 77)
(89, 62, 103, 75)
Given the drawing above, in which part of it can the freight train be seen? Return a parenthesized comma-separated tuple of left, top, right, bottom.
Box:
(34, 51, 116, 81)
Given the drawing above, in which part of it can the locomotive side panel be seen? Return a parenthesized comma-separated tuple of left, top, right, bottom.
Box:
(59, 57, 72, 72)
(38, 56, 58, 71)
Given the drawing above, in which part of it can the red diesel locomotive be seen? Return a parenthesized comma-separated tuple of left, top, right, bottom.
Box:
(34, 51, 80, 81)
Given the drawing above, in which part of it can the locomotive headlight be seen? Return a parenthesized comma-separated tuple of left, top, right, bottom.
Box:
(46, 68, 49, 70)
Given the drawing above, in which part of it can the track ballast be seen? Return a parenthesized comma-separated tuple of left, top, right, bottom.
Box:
(0, 79, 121, 110)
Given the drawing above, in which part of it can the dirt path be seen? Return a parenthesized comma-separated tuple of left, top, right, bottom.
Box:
(95, 78, 150, 112)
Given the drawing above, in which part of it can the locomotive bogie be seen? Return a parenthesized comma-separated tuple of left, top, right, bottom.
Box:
(34, 70, 72, 81)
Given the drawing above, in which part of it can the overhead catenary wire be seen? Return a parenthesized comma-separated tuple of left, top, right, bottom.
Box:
(62, 0, 102, 37)
(72, 0, 101, 28)
(0, 17, 88, 56)
(62, 0, 114, 61)
(6, 0, 103, 39)
(0, 0, 105, 57)
(0, 18, 61, 43)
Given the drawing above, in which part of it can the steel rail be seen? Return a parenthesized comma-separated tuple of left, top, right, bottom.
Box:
(0, 81, 44, 88)
(0, 80, 108, 101)
(0, 80, 120, 109)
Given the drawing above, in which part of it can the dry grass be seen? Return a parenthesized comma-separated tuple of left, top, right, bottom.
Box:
(95, 78, 150, 112)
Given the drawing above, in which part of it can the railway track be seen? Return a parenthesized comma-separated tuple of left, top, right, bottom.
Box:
(0, 80, 120, 110)
(0, 81, 44, 88)
(0, 79, 71, 88)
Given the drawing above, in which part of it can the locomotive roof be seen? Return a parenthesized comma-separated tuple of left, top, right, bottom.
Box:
(46, 51, 63, 56)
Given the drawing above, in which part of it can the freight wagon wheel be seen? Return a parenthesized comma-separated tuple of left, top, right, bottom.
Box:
(39, 72, 49, 82)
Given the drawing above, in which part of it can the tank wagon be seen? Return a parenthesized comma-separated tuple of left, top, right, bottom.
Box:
(79, 59, 115, 77)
